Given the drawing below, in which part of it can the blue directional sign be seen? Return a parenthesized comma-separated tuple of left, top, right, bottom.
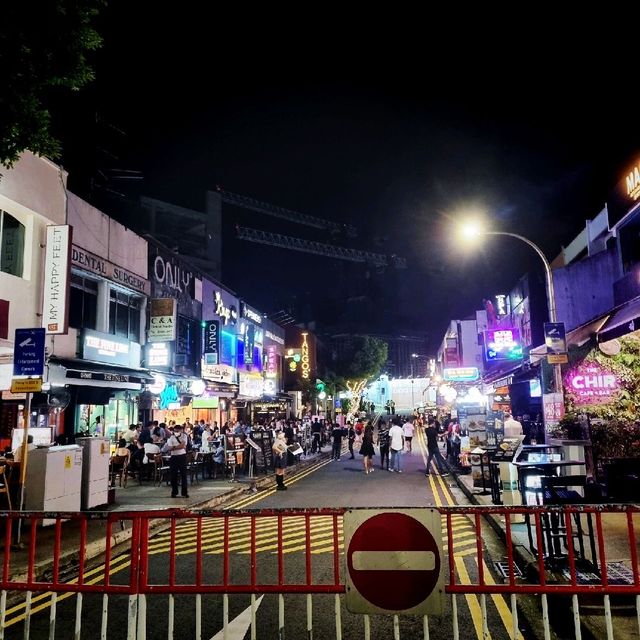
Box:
(13, 328, 46, 376)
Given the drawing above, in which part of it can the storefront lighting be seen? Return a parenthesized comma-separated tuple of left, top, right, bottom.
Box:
(190, 379, 206, 396)
(148, 374, 166, 395)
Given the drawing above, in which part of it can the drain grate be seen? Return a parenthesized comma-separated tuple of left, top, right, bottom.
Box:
(494, 561, 523, 579)
(561, 561, 635, 585)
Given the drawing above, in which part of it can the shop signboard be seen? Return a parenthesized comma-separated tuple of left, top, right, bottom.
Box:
(543, 392, 565, 426)
(544, 322, 567, 355)
(13, 328, 45, 376)
(149, 298, 176, 342)
(241, 302, 263, 324)
(484, 328, 523, 361)
(485, 409, 504, 446)
(146, 342, 172, 368)
(71, 245, 149, 295)
(42, 225, 72, 335)
(565, 364, 620, 405)
(203, 319, 220, 364)
(239, 372, 263, 398)
(201, 362, 235, 384)
(607, 156, 640, 229)
(443, 367, 479, 382)
(82, 329, 140, 367)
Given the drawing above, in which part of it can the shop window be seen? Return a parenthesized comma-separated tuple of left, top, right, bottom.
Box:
(109, 289, 141, 342)
(220, 329, 236, 367)
(0, 210, 25, 277)
(69, 273, 98, 330)
(176, 316, 198, 364)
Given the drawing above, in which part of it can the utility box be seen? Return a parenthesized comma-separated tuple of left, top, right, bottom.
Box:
(76, 437, 111, 509)
(25, 445, 83, 516)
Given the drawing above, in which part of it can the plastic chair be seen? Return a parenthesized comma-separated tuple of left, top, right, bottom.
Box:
(0, 464, 12, 509)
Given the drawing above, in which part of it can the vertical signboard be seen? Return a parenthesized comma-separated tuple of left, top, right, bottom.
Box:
(149, 298, 176, 342)
(203, 319, 220, 364)
(42, 225, 72, 335)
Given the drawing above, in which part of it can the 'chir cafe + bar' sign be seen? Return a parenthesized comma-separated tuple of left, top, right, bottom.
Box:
(565, 364, 620, 404)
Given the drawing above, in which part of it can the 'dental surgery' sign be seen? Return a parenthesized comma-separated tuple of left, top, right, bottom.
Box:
(565, 364, 620, 405)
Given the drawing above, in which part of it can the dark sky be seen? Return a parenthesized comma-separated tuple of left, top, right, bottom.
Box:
(51, 5, 638, 349)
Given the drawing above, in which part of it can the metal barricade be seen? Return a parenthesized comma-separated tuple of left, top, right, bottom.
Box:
(0, 505, 638, 639)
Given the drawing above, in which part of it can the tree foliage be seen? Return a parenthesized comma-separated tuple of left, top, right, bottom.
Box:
(332, 336, 388, 382)
(0, 1, 105, 169)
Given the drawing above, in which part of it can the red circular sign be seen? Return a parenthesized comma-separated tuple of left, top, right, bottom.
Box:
(347, 512, 441, 611)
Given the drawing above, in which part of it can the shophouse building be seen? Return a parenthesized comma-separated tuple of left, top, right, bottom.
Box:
(0, 153, 68, 449)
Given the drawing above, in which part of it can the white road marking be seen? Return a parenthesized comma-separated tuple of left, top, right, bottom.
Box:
(210, 595, 264, 640)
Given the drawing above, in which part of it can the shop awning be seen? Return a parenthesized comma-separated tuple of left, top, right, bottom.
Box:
(597, 296, 640, 343)
(48, 357, 153, 389)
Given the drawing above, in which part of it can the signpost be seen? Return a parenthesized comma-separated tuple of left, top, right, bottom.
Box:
(344, 509, 444, 615)
(13, 327, 46, 545)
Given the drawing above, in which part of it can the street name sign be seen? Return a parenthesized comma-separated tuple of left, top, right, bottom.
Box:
(344, 508, 444, 615)
(13, 328, 45, 376)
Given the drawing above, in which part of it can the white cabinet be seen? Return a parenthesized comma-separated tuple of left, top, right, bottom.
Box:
(25, 445, 83, 515)
(76, 437, 111, 509)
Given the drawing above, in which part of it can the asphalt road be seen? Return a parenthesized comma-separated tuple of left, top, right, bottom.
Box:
(3, 431, 540, 639)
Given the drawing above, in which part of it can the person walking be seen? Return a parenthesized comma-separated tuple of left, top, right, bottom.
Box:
(402, 418, 415, 452)
(425, 419, 448, 476)
(163, 423, 189, 498)
(311, 419, 322, 453)
(331, 422, 346, 460)
(388, 421, 404, 473)
(359, 423, 375, 474)
(273, 432, 288, 490)
(377, 420, 390, 470)
(347, 422, 356, 459)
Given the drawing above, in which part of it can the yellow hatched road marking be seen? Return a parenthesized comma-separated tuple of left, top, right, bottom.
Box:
(455, 556, 492, 640)
(482, 559, 524, 640)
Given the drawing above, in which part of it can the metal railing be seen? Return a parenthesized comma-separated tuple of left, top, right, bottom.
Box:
(0, 505, 638, 639)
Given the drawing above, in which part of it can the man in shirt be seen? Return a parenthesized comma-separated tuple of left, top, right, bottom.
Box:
(503, 413, 524, 439)
(425, 419, 448, 476)
(12, 435, 36, 462)
(162, 423, 189, 498)
(388, 421, 404, 473)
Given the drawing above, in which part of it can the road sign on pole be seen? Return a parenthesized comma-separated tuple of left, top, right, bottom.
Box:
(13, 328, 46, 376)
(344, 508, 444, 615)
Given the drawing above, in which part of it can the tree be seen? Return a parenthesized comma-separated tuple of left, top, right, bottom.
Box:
(331, 336, 388, 419)
(0, 1, 105, 169)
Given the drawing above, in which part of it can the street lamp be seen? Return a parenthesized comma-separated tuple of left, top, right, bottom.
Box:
(410, 353, 419, 378)
(460, 221, 563, 397)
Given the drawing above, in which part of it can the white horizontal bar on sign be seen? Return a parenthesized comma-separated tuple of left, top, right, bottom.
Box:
(352, 551, 436, 571)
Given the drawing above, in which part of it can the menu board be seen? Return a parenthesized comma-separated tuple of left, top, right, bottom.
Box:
(250, 431, 273, 473)
(225, 435, 245, 467)
(485, 410, 504, 446)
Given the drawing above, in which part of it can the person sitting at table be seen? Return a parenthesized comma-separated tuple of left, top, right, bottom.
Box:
(115, 438, 130, 458)
(151, 425, 165, 444)
(122, 424, 138, 448)
(143, 441, 161, 465)
(213, 441, 225, 477)
(12, 435, 36, 463)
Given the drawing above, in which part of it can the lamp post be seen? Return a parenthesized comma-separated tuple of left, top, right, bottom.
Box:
(461, 223, 564, 405)
(410, 354, 420, 410)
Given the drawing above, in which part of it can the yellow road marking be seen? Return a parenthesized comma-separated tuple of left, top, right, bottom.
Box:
(455, 556, 492, 640)
(482, 560, 524, 640)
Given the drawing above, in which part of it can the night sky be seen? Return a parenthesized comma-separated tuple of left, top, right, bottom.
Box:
(49, 5, 638, 349)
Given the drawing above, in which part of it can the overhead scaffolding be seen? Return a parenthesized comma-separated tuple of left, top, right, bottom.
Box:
(236, 225, 406, 268)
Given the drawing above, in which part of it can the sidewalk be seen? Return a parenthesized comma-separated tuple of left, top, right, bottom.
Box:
(450, 465, 640, 639)
(1, 449, 329, 585)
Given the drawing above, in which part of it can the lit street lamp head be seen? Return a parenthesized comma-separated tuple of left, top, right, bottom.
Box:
(460, 221, 484, 240)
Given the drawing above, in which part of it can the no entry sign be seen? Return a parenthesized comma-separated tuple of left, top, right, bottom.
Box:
(344, 509, 444, 615)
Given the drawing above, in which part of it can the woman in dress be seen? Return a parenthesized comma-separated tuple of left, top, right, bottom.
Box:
(359, 422, 375, 474)
(272, 432, 289, 490)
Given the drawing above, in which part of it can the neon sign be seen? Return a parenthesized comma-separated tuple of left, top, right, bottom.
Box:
(214, 291, 238, 325)
(301, 332, 310, 379)
(485, 329, 523, 361)
(565, 364, 619, 404)
(443, 367, 480, 382)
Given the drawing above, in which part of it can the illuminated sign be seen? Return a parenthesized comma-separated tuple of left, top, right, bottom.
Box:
(201, 362, 235, 384)
(242, 303, 263, 324)
(147, 342, 171, 368)
(214, 291, 238, 325)
(266, 330, 285, 345)
(443, 367, 480, 382)
(494, 294, 508, 316)
(159, 383, 179, 410)
(484, 329, 523, 361)
(565, 364, 619, 404)
(153, 255, 194, 295)
(301, 332, 310, 379)
(203, 320, 219, 364)
(83, 329, 131, 366)
(625, 161, 640, 202)
(266, 345, 278, 377)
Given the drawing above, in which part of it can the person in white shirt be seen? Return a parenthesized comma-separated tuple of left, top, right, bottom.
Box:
(402, 419, 415, 452)
(162, 424, 189, 498)
(388, 422, 404, 473)
(503, 413, 524, 439)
